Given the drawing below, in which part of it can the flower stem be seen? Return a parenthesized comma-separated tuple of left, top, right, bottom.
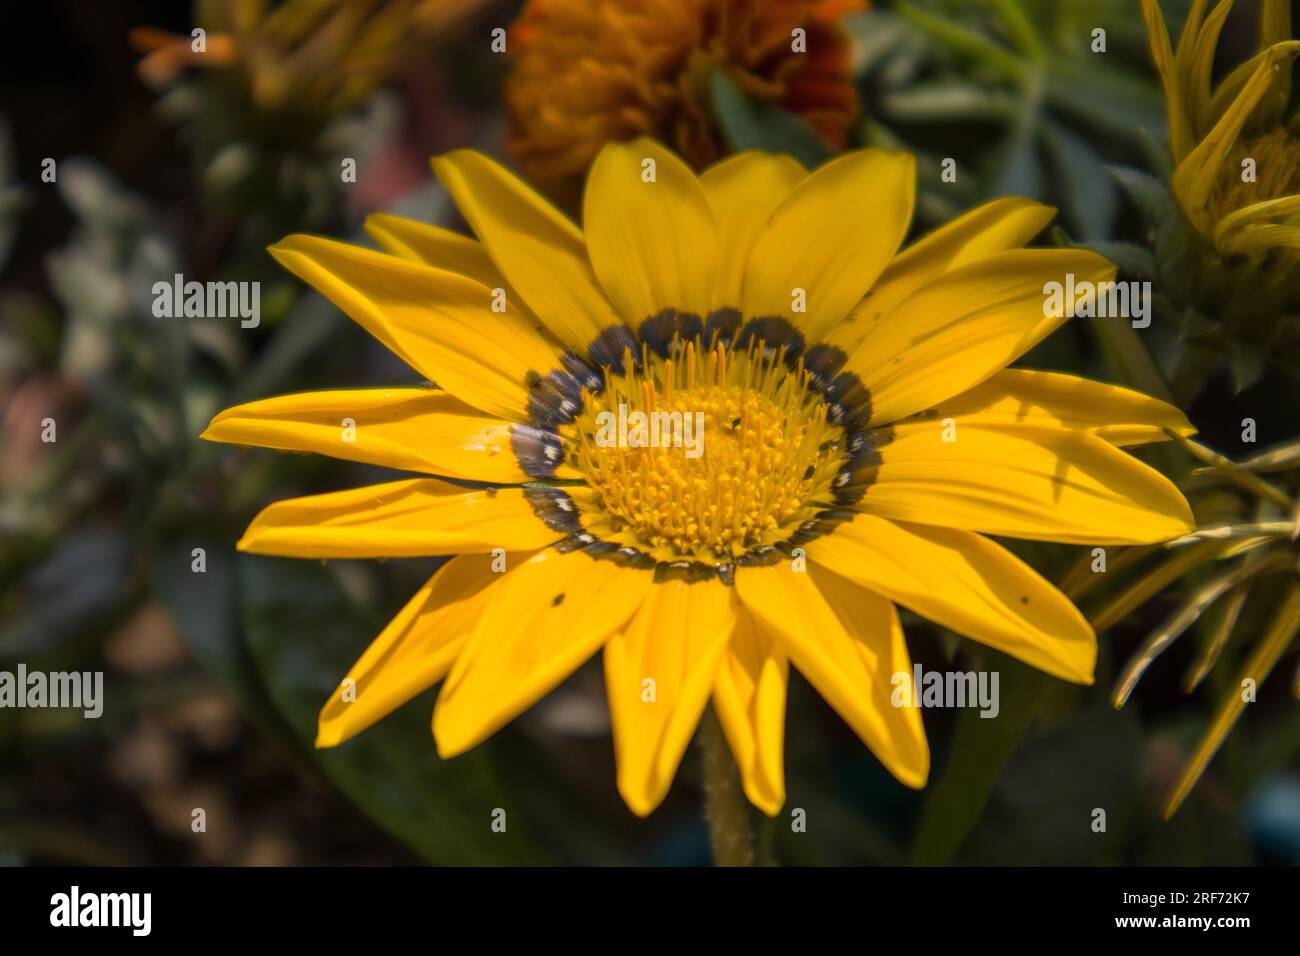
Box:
(697, 706, 753, 866)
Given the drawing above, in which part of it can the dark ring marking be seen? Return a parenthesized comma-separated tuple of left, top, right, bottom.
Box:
(526, 368, 585, 430)
(639, 308, 704, 358)
(511, 425, 566, 479)
(523, 485, 582, 534)
(734, 316, 805, 369)
(831, 426, 893, 506)
(586, 325, 640, 376)
(803, 343, 847, 391)
(704, 307, 742, 349)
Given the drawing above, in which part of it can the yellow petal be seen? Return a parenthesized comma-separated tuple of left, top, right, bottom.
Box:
(316, 552, 522, 747)
(604, 577, 735, 816)
(741, 149, 915, 342)
(862, 421, 1195, 545)
(363, 212, 532, 319)
(1230, 223, 1300, 256)
(1173, 42, 1300, 234)
(699, 151, 806, 308)
(1261, 0, 1292, 50)
(433, 549, 653, 757)
(268, 235, 559, 421)
(735, 563, 928, 788)
(432, 149, 619, 351)
(1213, 195, 1300, 251)
(202, 388, 570, 483)
(845, 248, 1115, 425)
(1171, 0, 1211, 129)
(1230, 2, 1292, 127)
(1141, 0, 1194, 161)
(584, 138, 718, 325)
(712, 605, 788, 815)
(826, 197, 1056, 354)
(885, 196, 1056, 283)
(808, 515, 1095, 684)
(237, 479, 560, 558)
(932, 369, 1195, 446)
(1186, 0, 1232, 133)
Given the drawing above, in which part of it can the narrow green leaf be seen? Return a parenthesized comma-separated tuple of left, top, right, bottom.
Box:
(1112, 550, 1293, 707)
(981, 101, 1044, 200)
(1230, 437, 1300, 473)
(1165, 583, 1300, 817)
(1108, 164, 1175, 230)
(881, 83, 1017, 122)
(1081, 240, 1157, 280)
(709, 68, 831, 168)
(238, 555, 538, 864)
(1231, 344, 1265, 393)
(1088, 539, 1225, 634)
(1044, 59, 1166, 142)
(1167, 431, 1295, 511)
(1184, 581, 1252, 692)
(1041, 119, 1118, 240)
(908, 656, 1056, 865)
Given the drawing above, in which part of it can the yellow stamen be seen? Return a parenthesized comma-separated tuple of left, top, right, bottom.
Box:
(566, 338, 843, 564)
(1207, 129, 1300, 254)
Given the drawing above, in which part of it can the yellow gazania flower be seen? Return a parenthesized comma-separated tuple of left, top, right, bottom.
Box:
(504, 0, 866, 208)
(202, 139, 1195, 816)
(1141, 0, 1300, 260)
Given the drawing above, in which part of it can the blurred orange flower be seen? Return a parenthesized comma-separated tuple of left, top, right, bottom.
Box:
(505, 0, 866, 206)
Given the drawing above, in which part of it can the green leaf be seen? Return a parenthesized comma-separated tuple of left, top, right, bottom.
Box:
(1080, 240, 1157, 280)
(951, 708, 1148, 865)
(1044, 58, 1166, 143)
(1088, 311, 1175, 402)
(1041, 119, 1118, 240)
(908, 655, 1057, 865)
(980, 78, 1045, 200)
(1050, 229, 1173, 402)
(152, 539, 294, 745)
(709, 68, 831, 168)
(1108, 164, 1175, 230)
(1136, 125, 1175, 181)
(842, 10, 919, 71)
(1230, 344, 1265, 393)
(893, 2, 1026, 83)
(881, 82, 1017, 123)
(238, 555, 538, 864)
(1179, 307, 1218, 344)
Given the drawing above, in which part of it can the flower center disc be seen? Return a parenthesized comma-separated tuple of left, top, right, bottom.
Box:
(564, 337, 843, 564)
(1212, 129, 1300, 221)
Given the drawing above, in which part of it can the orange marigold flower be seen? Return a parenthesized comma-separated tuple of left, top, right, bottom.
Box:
(505, 0, 866, 206)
